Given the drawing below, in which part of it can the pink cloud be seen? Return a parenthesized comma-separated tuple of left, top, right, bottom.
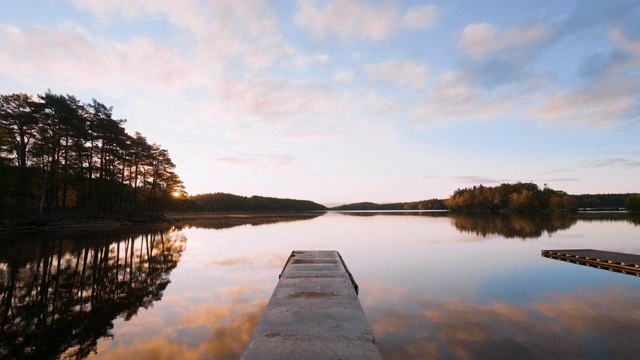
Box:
(364, 60, 428, 89)
(403, 5, 439, 30)
(459, 22, 550, 57)
(294, 0, 398, 41)
(416, 72, 516, 123)
(529, 79, 638, 128)
(215, 155, 297, 168)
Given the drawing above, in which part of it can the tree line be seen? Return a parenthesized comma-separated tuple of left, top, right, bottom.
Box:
(573, 193, 640, 210)
(627, 195, 640, 211)
(444, 182, 578, 213)
(0, 91, 184, 218)
(331, 199, 446, 211)
(174, 192, 327, 212)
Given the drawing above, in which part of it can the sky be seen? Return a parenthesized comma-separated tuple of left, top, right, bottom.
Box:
(1, 0, 639, 205)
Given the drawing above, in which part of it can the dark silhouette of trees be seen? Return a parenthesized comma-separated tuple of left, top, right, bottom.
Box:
(0, 90, 184, 217)
(183, 193, 326, 212)
(626, 195, 640, 211)
(574, 193, 638, 210)
(331, 199, 446, 211)
(0, 93, 40, 207)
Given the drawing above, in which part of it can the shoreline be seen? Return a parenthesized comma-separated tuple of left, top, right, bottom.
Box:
(0, 211, 326, 234)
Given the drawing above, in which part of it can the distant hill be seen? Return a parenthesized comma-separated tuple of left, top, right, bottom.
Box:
(176, 193, 327, 212)
(331, 199, 446, 211)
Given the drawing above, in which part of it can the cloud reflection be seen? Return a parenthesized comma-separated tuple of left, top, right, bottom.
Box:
(371, 288, 640, 359)
(209, 253, 287, 269)
(86, 299, 267, 360)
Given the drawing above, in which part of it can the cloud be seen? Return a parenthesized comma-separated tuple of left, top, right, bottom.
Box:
(528, 78, 639, 128)
(536, 177, 579, 183)
(0, 23, 199, 97)
(575, 28, 640, 81)
(447, 5, 640, 129)
(402, 5, 439, 30)
(215, 155, 297, 168)
(294, 1, 440, 41)
(577, 156, 640, 169)
(577, 49, 633, 80)
(332, 70, 354, 84)
(72, 0, 296, 71)
(211, 77, 403, 140)
(453, 176, 504, 184)
(416, 71, 517, 123)
(558, 0, 639, 38)
(293, 53, 330, 68)
(364, 60, 428, 89)
(463, 56, 531, 89)
(215, 77, 343, 123)
(459, 22, 550, 57)
(294, 0, 397, 41)
(610, 27, 640, 60)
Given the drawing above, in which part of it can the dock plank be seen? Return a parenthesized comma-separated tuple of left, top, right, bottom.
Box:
(241, 250, 382, 360)
(541, 249, 640, 276)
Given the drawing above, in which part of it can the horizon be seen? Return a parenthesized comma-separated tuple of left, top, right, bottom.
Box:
(188, 184, 639, 209)
(2, 0, 639, 204)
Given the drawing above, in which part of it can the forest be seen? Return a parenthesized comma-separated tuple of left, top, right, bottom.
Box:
(331, 199, 446, 211)
(444, 182, 578, 213)
(445, 183, 638, 213)
(0, 91, 184, 219)
(574, 193, 640, 211)
(176, 192, 327, 212)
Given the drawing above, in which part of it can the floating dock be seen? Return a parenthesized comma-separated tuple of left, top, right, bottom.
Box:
(541, 249, 640, 276)
(241, 250, 382, 360)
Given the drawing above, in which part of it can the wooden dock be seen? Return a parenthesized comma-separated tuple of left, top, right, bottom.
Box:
(241, 250, 382, 360)
(541, 249, 640, 276)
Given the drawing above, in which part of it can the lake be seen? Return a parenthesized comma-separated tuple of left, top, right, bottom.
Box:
(2, 212, 640, 359)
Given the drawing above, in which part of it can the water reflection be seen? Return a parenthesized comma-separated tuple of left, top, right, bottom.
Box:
(171, 212, 323, 230)
(449, 214, 577, 239)
(337, 211, 639, 239)
(85, 298, 266, 360)
(1, 212, 639, 360)
(371, 287, 640, 359)
(0, 228, 185, 360)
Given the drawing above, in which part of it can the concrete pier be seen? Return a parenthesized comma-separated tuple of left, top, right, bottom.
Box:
(241, 250, 382, 360)
(542, 249, 640, 276)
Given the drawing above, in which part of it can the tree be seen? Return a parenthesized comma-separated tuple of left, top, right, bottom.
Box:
(31, 91, 84, 212)
(0, 93, 40, 207)
(626, 195, 640, 211)
(0, 93, 38, 168)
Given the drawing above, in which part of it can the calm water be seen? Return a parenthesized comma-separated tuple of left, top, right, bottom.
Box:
(1, 212, 640, 360)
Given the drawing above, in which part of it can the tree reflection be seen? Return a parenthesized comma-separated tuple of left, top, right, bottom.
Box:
(449, 213, 578, 239)
(336, 211, 449, 218)
(0, 229, 186, 360)
(172, 212, 324, 230)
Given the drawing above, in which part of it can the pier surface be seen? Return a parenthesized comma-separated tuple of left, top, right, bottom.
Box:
(541, 249, 640, 276)
(241, 250, 382, 360)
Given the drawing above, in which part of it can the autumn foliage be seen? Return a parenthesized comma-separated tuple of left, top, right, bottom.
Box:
(444, 182, 577, 213)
